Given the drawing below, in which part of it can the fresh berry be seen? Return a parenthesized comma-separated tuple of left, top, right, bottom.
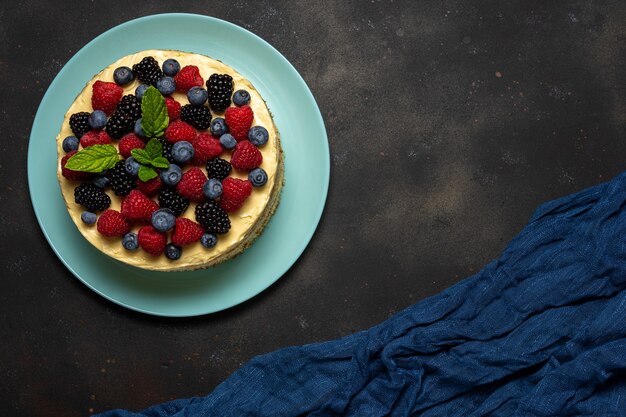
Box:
(231, 140, 262, 170)
(107, 160, 136, 196)
(165, 97, 181, 121)
(132, 56, 163, 87)
(97, 209, 131, 237)
(206, 73, 233, 112)
(232, 89, 250, 106)
(249, 167, 268, 187)
(159, 163, 183, 187)
(69, 112, 91, 138)
(157, 76, 176, 95)
(79, 130, 112, 148)
(119, 133, 145, 158)
(113, 66, 134, 86)
(74, 183, 111, 212)
(200, 233, 218, 248)
(224, 105, 254, 141)
(192, 133, 222, 164)
(81, 211, 97, 225)
(105, 111, 133, 140)
(175, 167, 207, 202)
(137, 225, 167, 256)
(220, 178, 252, 212)
(136, 176, 162, 197)
(248, 126, 269, 147)
(187, 86, 208, 106)
(117, 94, 142, 120)
(121, 189, 159, 222)
(159, 137, 175, 164)
(91, 81, 123, 115)
(122, 232, 139, 250)
(162, 59, 181, 76)
(134, 119, 145, 138)
(165, 120, 196, 143)
(93, 175, 110, 189)
(171, 141, 195, 164)
(151, 208, 176, 232)
(124, 157, 140, 177)
(210, 118, 228, 136)
(195, 200, 231, 234)
(165, 243, 182, 260)
(62, 136, 79, 153)
(172, 218, 204, 246)
(203, 178, 222, 200)
(88, 110, 108, 130)
(180, 104, 212, 130)
(219, 133, 237, 150)
(61, 151, 92, 181)
(135, 84, 149, 99)
(174, 65, 204, 92)
(205, 158, 232, 180)
(158, 188, 189, 216)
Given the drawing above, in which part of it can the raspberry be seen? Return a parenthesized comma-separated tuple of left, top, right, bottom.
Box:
(205, 158, 232, 180)
(69, 112, 91, 138)
(79, 130, 112, 148)
(74, 183, 111, 212)
(91, 81, 123, 115)
(171, 218, 204, 246)
(230, 140, 262, 171)
(97, 209, 131, 237)
(180, 104, 212, 130)
(195, 200, 231, 234)
(107, 160, 136, 196)
(174, 65, 204, 92)
(224, 105, 254, 141)
(118, 133, 145, 158)
(192, 133, 223, 165)
(137, 225, 167, 256)
(165, 120, 196, 143)
(175, 167, 207, 202)
(132, 56, 163, 87)
(61, 151, 92, 181)
(120, 189, 159, 222)
(165, 97, 181, 121)
(206, 73, 234, 112)
(158, 188, 189, 217)
(220, 177, 252, 212)
(136, 176, 162, 197)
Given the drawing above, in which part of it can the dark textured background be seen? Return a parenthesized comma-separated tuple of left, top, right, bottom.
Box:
(2, 1, 626, 415)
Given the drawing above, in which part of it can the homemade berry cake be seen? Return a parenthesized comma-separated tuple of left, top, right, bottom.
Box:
(56, 50, 284, 271)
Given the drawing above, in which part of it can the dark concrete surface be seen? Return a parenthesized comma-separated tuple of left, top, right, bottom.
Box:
(2, 0, 626, 415)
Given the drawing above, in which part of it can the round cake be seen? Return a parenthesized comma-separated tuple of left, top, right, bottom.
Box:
(56, 50, 284, 271)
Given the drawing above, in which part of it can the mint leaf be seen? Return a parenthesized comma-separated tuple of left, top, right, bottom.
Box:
(144, 138, 163, 160)
(64, 144, 120, 173)
(138, 165, 158, 182)
(141, 87, 169, 138)
(131, 148, 152, 165)
(151, 156, 169, 169)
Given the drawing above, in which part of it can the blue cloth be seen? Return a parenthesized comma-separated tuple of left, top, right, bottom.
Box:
(97, 173, 626, 417)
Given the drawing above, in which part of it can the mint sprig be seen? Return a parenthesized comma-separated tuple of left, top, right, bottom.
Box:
(131, 138, 169, 182)
(64, 144, 120, 172)
(141, 86, 169, 138)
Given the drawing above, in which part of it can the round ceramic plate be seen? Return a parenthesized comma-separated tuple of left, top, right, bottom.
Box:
(27, 14, 329, 316)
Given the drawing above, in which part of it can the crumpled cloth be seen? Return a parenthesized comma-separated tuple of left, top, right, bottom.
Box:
(97, 173, 626, 417)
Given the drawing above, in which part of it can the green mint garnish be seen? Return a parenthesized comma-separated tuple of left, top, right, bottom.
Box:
(144, 136, 163, 159)
(151, 156, 169, 169)
(130, 149, 153, 165)
(138, 165, 158, 182)
(141, 86, 169, 138)
(130, 138, 169, 182)
(64, 144, 120, 173)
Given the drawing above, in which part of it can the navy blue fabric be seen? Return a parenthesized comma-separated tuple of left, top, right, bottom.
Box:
(97, 173, 626, 416)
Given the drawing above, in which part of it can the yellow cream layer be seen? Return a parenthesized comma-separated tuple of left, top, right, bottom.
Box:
(56, 50, 281, 271)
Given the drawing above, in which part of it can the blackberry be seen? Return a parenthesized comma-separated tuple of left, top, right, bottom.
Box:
(105, 111, 134, 139)
(195, 201, 231, 234)
(107, 160, 136, 196)
(158, 189, 189, 217)
(117, 95, 141, 120)
(159, 138, 175, 164)
(69, 112, 91, 138)
(206, 74, 233, 112)
(132, 56, 163, 87)
(205, 158, 232, 180)
(74, 183, 111, 212)
(180, 104, 212, 130)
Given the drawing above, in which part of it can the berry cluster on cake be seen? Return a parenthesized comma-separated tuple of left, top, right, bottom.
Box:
(56, 50, 284, 271)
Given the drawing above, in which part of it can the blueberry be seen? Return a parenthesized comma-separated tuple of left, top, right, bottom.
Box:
(113, 66, 134, 86)
(62, 136, 79, 153)
(171, 141, 194, 164)
(151, 208, 176, 232)
(160, 164, 182, 186)
(88, 110, 107, 130)
(187, 86, 208, 106)
(93, 176, 110, 188)
(210, 118, 228, 136)
(162, 59, 181, 77)
(156, 76, 176, 96)
(200, 233, 218, 248)
(248, 168, 268, 187)
(81, 211, 97, 225)
(134, 118, 145, 138)
(232, 89, 250, 106)
(124, 157, 140, 176)
(165, 243, 182, 260)
(219, 133, 237, 150)
(203, 178, 222, 200)
(122, 232, 139, 251)
(248, 126, 269, 147)
(135, 84, 149, 100)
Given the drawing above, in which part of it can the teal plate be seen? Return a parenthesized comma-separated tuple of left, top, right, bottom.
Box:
(27, 14, 329, 317)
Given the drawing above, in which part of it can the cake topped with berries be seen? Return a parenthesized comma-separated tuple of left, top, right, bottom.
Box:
(56, 50, 283, 271)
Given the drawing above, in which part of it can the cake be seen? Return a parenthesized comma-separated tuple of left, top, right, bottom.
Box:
(56, 50, 284, 271)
